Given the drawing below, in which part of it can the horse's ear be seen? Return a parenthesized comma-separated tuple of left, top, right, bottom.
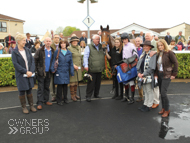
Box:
(107, 25, 109, 30)
(100, 25, 103, 30)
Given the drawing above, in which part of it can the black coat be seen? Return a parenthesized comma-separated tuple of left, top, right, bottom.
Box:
(4, 36, 15, 47)
(12, 47, 35, 91)
(30, 46, 37, 53)
(138, 35, 145, 42)
(165, 35, 172, 45)
(25, 39, 34, 49)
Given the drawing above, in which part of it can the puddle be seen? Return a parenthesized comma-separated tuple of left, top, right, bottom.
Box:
(154, 106, 190, 140)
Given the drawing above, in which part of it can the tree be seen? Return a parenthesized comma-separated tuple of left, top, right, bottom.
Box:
(55, 26, 64, 34)
(63, 26, 80, 36)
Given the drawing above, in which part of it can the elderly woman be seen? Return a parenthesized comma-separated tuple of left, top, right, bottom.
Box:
(51, 40, 74, 105)
(9, 41, 16, 54)
(11, 34, 36, 114)
(155, 39, 178, 117)
(0, 43, 7, 54)
(68, 36, 83, 101)
(137, 41, 157, 112)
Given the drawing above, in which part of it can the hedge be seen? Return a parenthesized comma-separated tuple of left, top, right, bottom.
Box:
(0, 54, 189, 87)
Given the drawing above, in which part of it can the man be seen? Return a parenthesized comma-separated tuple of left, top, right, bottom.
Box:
(4, 33, 15, 47)
(138, 31, 145, 42)
(49, 30, 54, 40)
(97, 30, 102, 43)
(25, 33, 34, 49)
(145, 32, 160, 109)
(36, 37, 43, 47)
(165, 32, 172, 45)
(154, 36, 159, 41)
(59, 33, 64, 40)
(83, 34, 109, 102)
(50, 34, 60, 102)
(175, 31, 186, 44)
(116, 32, 120, 38)
(135, 37, 144, 102)
(79, 32, 87, 45)
(130, 30, 136, 39)
(34, 37, 54, 110)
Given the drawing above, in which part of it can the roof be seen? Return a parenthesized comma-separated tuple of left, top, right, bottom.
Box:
(149, 28, 168, 33)
(69, 29, 119, 38)
(0, 14, 25, 22)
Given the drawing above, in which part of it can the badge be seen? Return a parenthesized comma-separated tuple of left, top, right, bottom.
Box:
(56, 74, 59, 76)
(78, 66, 81, 69)
(48, 54, 50, 57)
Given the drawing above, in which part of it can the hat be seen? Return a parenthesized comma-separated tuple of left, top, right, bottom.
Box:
(10, 41, 16, 44)
(70, 36, 80, 43)
(140, 41, 154, 48)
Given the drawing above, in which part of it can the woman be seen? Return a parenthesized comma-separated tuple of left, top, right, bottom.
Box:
(68, 36, 83, 102)
(105, 38, 123, 100)
(11, 33, 36, 114)
(177, 38, 186, 50)
(155, 39, 178, 117)
(168, 40, 176, 51)
(0, 43, 7, 54)
(51, 40, 74, 105)
(30, 41, 41, 53)
(80, 41, 86, 53)
(9, 41, 16, 54)
(136, 41, 157, 112)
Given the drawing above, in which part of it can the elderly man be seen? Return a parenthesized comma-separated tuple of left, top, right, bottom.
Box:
(59, 33, 64, 40)
(165, 32, 172, 45)
(79, 32, 87, 45)
(97, 30, 102, 43)
(83, 34, 109, 102)
(135, 37, 144, 102)
(50, 34, 60, 102)
(25, 33, 34, 49)
(145, 32, 160, 109)
(130, 30, 136, 39)
(138, 31, 145, 42)
(154, 36, 159, 41)
(49, 30, 54, 40)
(4, 33, 15, 47)
(175, 31, 186, 44)
(34, 37, 54, 110)
(116, 32, 120, 38)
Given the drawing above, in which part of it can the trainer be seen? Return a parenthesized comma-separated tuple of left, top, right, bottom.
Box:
(83, 34, 108, 102)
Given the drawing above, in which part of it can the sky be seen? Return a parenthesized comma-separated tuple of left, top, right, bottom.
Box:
(1, 0, 190, 35)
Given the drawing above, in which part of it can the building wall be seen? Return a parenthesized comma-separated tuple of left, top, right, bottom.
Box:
(0, 20, 24, 40)
(185, 24, 190, 41)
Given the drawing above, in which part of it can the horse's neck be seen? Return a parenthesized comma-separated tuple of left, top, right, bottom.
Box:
(109, 36, 115, 48)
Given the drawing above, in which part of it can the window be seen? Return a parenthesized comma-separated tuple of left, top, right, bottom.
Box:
(0, 22, 7, 32)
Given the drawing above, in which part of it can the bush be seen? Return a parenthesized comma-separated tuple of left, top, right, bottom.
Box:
(0, 53, 189, 87)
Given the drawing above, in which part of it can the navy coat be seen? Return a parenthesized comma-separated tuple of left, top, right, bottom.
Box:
(12, 47, 35, 91)
(51, 49, 74, 84)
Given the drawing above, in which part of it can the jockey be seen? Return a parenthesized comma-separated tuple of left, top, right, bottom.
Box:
(120, 32, 138, 104)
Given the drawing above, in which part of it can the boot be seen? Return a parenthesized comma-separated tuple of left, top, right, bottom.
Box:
(159, 108, 165, 115)
(70, 86, 77, 102)
(26, 94, 37, 112)
(162, 110, 170, 117)
(121, 87, 129, 102)
(112, 87, 118, 99)
(115, 83, 123, 100)
(128, 91, 135, 104)
(19, 95, 29, 114)
(74, 85, 80, 100)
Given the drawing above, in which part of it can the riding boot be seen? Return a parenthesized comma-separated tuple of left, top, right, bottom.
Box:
(74, 85, 80, 100)
(26, 94, 37, 112)
(121, 87, 129, 102)
(70, 86, 77, 102)
(19, 95, 29, 114)
(128, 91, 135, 104)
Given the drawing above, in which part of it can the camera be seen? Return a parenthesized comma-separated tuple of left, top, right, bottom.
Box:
(83, 73, 93, 81)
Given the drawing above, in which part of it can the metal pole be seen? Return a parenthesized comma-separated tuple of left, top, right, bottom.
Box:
(87, 0, 90, 44)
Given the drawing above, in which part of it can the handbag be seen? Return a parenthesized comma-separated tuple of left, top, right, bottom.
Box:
(54, 49, 60, 72)
(177, 45, 182, 51)
(116, 66, 137, 84)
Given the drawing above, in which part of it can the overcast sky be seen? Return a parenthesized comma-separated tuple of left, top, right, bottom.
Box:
(1, 0, 190, 35)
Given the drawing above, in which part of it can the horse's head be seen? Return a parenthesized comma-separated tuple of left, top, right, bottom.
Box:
(100, 25, 110, 48)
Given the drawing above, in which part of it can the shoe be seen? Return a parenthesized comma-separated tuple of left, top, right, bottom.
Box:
(136, 97, 143, 102)
(45, 102, 53, 106)
(57, 102, 63, 106)
(128, 98, 134, 104)
(37, 105, 42, 110)
(138, 105, 146, 110)
(64, 99, 69, 104)
(19, 95, 29, 114)
(158, 108, 165, 115)
(26, 94, 37, 112)
(128, 91, 135, 105)
(74, 85, 80, 100)
(94, 95, 101, 98)
(115, 96, 123, 100)
(51, 97, 57, 102)
(152, 104, 159, 109)
(112, 94, 118, 99)
(70, 86, 77, 102)
(86, 97, 91, 102)
(121, 98, 128, 102)
(162, 110, 170, 117)
(141, 106, 151, 112)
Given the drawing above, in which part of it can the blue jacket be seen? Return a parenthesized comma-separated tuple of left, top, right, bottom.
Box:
(51, 49, 74, 84)
(12, 47, 35, 91)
